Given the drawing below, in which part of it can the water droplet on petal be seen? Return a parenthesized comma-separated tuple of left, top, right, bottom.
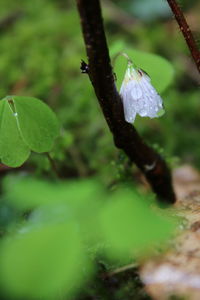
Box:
(120, 60, 164, 123)
(140, 111, 147, 117)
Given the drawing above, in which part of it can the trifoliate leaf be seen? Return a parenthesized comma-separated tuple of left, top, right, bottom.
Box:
(0, 100, 30, 167)
(0, 96, 59, 167)
(13, 96, 59, 153)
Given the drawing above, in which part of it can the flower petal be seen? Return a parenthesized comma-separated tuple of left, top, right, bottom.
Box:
(120, 63, 165, 123)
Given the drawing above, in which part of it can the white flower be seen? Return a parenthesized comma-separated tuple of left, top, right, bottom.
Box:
(120, 62, 164, 123)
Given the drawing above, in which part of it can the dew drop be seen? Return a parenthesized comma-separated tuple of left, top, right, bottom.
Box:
(140, 111, 147, 117)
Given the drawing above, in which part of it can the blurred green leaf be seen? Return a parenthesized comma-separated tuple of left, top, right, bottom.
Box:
(4, 176, 103, 210)
(0, 222, 89, 299)
(4, 177, 104, 243)
(130, 0, 171, 21)
(1, 175, 178, 299)
(111, 43, 174, 94)
(100, 189, 175, 261)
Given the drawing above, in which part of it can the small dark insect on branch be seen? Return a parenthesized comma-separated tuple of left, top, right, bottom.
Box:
(166, 0, 200, 73)
(80, 60, 89, 74)
(76, 0, 176, 205)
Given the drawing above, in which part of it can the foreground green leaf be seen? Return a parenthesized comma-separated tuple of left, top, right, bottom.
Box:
(4, 177, 103, 244)
(0, 222, 88, 299)
(100, 189, 175, 261)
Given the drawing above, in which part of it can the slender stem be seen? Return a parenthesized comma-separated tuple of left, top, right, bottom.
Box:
(76, 0, 175, 204)
(166, 0, 200, 73)
(46, 153, 59, 178)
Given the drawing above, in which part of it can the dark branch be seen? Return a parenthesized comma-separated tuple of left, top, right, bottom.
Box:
(76, 0, 176, 204)
(166, 0, 200, 73)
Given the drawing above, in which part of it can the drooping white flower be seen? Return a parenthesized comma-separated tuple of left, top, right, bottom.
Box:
(120, 62, 164, 123)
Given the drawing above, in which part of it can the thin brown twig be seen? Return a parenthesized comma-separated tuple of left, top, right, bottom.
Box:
(166, 0, 200, 73)
(76, 0, 176, 204)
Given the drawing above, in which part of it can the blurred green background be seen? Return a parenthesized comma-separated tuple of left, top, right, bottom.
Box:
(0, 0, 199, 178)
(0, 0, 199, 299)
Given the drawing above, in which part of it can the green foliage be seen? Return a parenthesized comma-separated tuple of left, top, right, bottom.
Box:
(0, 98, 30, 167)
(0, 96, 59, 167)
(0, 222, 87, 299)
(0, 177, 176, 299)
(100, 189, 175, 261)
(111, 42, 174, 94)
(13, 96, 59, 152)
(121, 0, 171, 21)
